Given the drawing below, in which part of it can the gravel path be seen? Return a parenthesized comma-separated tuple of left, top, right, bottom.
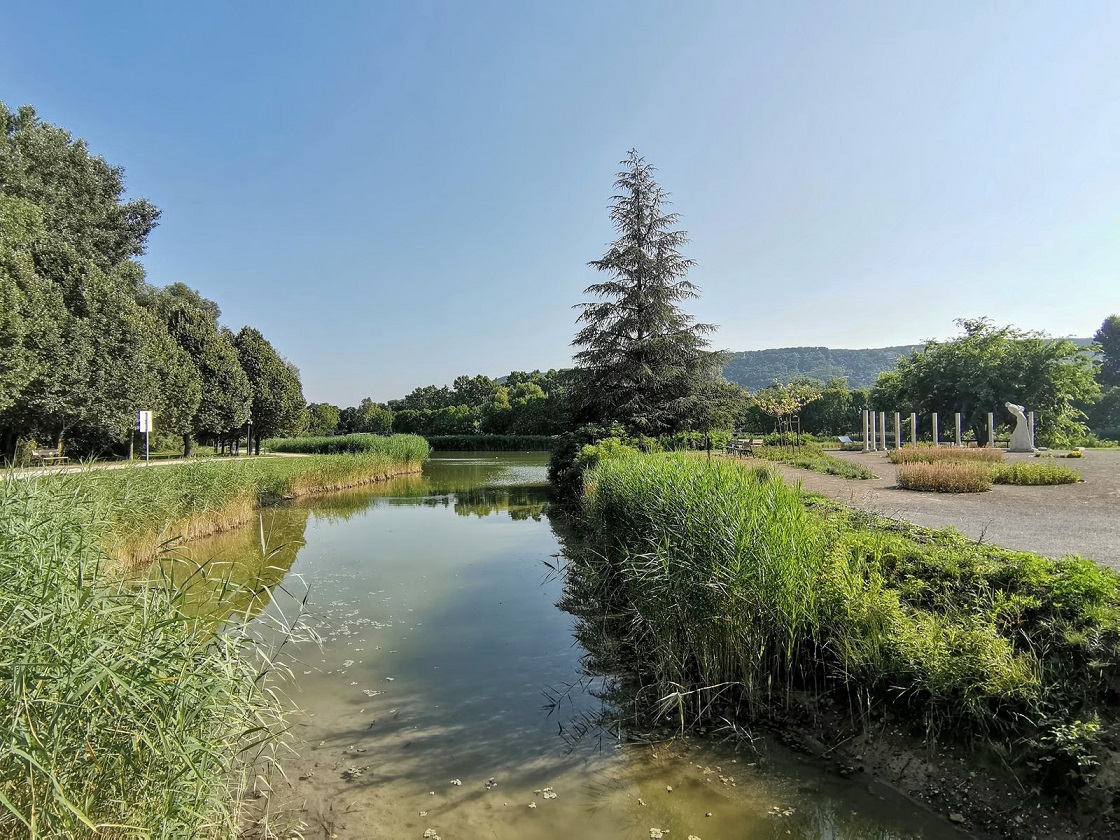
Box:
(758, 449, 1120, 569)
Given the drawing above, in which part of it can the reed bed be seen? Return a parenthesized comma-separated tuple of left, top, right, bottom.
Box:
(52, 447, 428, 571)
(425, 434, 558, 451)
(264, 433, 429, 459)
(572, 452, 1120, 783)
(0, 474, 302, 837)
(889, 445, 1004, 465)
(896, 461, 994, 492)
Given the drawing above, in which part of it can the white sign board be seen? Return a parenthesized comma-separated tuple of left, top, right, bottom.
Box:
(137, 410, 153, 433)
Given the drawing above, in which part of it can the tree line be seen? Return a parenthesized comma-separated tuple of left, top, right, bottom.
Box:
(305, 369, 570, 438)
(0, 102, 305, 461)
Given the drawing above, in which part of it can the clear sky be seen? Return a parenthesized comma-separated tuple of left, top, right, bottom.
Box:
(4, 1, 1117, 405)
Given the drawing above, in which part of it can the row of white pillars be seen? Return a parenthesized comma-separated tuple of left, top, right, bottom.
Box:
(859, 410, 1020, 450)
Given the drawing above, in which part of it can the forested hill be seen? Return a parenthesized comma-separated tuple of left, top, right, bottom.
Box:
(722, 345, 922, 391)
(724, 339, 1094, 392)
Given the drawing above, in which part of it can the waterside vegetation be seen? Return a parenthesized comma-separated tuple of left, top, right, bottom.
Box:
(569, 449, 1120, 800)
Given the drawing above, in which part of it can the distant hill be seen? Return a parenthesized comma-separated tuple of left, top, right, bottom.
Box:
(723, 345, 921, 391)
(724, 338, 1094, 392)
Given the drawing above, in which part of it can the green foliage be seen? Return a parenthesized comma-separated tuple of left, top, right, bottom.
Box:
(992, 461, 1081, 486)
(873, 318, 1100, 447)
(234, 327, 305, 452)
(752, 442, 876, 479)
(569, 452, 1120, 790)
(570, 151, 727, 435)
(0, 473, 293, 836)
(305, 402, 341, 437)
(724, 346, 920, 392)
(1094, 315, 1120, 389)
(424, 434, 557, 451)
(265, 433, 429, 461)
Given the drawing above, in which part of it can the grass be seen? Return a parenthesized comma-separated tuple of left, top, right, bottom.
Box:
(264, 432, 429, 458)
(569, 451, 1120, 792)
(751, 442, 877, 479)
(897, 461, 993, 492)
(888, 446, 1080, 492)
(0, 473, 305, 837)
(424, 434, 558, 451)
(889, 445, 1005, 465)
(66, 441, 428, 570)
(992, 461, 1081, 485)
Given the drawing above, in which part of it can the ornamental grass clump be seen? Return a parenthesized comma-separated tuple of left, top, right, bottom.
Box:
(992, 461, 1080, 486)
(889, 445, 1004, 465)
(896, 461, 993, 493)
(0, 474, 300, 837)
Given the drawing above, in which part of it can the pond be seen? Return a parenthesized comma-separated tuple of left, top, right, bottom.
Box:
(182, 452, 966, 839)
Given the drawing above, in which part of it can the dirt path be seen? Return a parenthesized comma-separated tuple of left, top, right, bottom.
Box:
(756, 449, 1120, 569)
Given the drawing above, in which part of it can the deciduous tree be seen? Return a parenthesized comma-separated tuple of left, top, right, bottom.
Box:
(872, 318, 1099, 446)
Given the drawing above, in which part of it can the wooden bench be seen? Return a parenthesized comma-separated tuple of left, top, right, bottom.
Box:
(31, 447, 70, 466)
(725, 438, 764, 457)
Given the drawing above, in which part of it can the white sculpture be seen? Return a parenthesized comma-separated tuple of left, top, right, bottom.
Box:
(1005, 402, 1034, 452)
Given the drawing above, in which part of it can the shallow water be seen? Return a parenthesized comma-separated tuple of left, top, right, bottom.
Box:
(182, 452, 967, 839)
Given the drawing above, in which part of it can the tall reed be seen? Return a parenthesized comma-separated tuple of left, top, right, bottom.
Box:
(572, 452, 1118, 755)
(0, 474, 302, 837)
(265, 433, 429, 458)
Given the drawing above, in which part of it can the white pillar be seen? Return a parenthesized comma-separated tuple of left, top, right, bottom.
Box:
(879, 412, 888, 451)
(911, 413, 918, 446)
(932, 412, 939, 446)
(954, 412, 962, 447)
(870, 410, 878, 451)
(862, 410, 870, 451)
(987, 412, 995, 448)
(1028, 411, 1035, 449)
(894, 412, 902, 450)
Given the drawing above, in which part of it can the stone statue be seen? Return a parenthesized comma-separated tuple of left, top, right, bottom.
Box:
(1005, 402, 1034, 452)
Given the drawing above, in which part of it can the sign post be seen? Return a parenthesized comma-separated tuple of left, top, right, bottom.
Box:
(137, 410, 153, 465)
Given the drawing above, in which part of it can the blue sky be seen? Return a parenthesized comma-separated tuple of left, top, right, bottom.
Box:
(4, 1, 1118, 405)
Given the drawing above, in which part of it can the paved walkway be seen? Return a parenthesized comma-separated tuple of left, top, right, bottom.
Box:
(759, 449, 1120, 569)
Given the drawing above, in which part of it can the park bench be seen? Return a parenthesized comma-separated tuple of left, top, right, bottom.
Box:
(31, 447, 69, 466)
(725, 438, 764, 457)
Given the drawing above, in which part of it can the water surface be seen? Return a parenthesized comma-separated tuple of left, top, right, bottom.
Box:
(184, 452, 966, 839)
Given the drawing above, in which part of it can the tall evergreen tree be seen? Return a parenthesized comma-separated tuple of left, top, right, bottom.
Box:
(571, 150, 725, 434)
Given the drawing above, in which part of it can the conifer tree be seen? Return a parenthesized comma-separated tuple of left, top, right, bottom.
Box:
(571, 150, 725, 434)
